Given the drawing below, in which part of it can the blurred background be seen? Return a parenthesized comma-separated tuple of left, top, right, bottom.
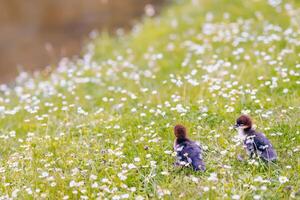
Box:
(0, 0, 166, 83)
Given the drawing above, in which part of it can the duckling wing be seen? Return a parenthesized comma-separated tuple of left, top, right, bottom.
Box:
(253, 133, 277, 161)
(176, 141, 205, 171)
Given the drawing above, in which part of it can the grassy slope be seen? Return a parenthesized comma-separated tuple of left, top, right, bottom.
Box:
(0, 0, 300, 199)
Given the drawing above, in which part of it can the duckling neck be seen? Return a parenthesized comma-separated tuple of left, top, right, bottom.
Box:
(238, 128, 247, 140)
(239, 127, 255, 139)
(175, 137, 190, 145)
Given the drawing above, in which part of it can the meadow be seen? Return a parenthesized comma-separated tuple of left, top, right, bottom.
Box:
(0, 0, 299, 199)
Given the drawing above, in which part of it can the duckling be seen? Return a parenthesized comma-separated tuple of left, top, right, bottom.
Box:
(234, 115, 277, 162)
(173, 124, 205, 171)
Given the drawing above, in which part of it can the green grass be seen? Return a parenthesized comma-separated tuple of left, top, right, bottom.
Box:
(0, 0, 300, 199)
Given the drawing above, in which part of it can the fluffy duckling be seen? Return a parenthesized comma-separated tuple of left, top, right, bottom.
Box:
(234, 115, 277, 162)
(173, 124, 205, 171)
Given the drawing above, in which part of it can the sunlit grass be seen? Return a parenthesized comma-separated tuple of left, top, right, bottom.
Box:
(0, 0, 299, 199)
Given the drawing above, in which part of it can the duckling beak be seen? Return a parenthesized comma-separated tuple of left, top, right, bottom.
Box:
(233, 124, 239, 129)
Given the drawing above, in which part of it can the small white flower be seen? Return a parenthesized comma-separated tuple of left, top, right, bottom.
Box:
(226, 106, 234, 113)
(11, 189, 19, 198)
(134, 157, 141, 162)
(161, 171, 169, 176)
(121, 193, 129, 199)
(268, 0, 282, 7)
(77, 107, 88, 116)
(91, 182, 98, 188)
(25, 188, 33, 195)
(253, 195, 261, 200)
(101, 178, 109, 183)
(118, 173, 127, 181)
(112, 195, 121, 200)
(135, 195, 144, 200)
(41, 172, 49, 178)
(90, 174, 97, 180)
(190, 176, 199, 183)
(144, 4, 155, 17)
(128, 164, 137, 169)
(254, 176, 263, 182)
(260, 185, 267, 191)
(50, 182, 57, 187)
(69, 180, 76, 187)
(164, 150, 173, 154)
(150, 161, 157, 167)
(232, 194, 240, 200)
(279, 176, 289, 184)
(208, 173, 218, 182)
